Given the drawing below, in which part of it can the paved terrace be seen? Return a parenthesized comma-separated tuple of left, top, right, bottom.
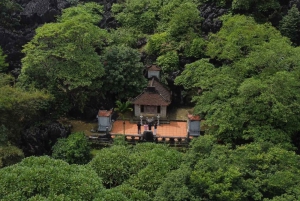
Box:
(111, 120, 188, 138)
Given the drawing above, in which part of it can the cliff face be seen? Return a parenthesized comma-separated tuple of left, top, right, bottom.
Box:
(0, 0, 70, 76)
(0, 0, 120, 76)
(0, 0, 298, 77)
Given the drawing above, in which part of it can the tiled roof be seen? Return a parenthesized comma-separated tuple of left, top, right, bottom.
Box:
(132, 77, 171, 106)
(132, 92, 170, 106)
(149, 77, 171, 102)
(98, 109, 113, 117)
(147, 64, 161, 71)
(187, 114, 201, 121)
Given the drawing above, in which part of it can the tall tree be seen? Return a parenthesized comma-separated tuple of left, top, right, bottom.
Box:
(0, 156, 104, 200)
(176, 26, 300, 148)
(0, 74, 51, 144)
(279, 5, 300, 45)
(100, 45, 147, 99)
(52, 132, 91, 164)
(189, 138, 300, 201)
(206, 15, 283, 62)
(19, 3, 108, 112)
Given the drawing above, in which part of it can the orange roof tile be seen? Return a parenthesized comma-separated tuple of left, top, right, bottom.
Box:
(98, 110, 113, 117)
(147, 64, 161, 71)
(187, 114, 201, 121)
(132, 92, 170, 106)
(132, 77, 171, 106)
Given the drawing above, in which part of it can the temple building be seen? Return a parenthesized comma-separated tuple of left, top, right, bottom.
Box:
(187, 114, 201, 136)
(131, 65, 171, 118)
(97, 109, 114, 132)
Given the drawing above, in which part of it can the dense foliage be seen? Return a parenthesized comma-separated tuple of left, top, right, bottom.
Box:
(100, 45, 146, 99)
(0, 48, 8, 72)
(0, 74, 51, 144)
(175, 15, 300, 148)
(0, 0, 22, 29)
(19, 3, 108, 112)
(1, 0, 300, 199)
(0, 156, 104, 200)
(1, 139, 300, 200)
(52, 132, 91, 164)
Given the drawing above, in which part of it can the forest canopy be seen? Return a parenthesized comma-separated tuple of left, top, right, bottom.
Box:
(1, 0, 300, 200)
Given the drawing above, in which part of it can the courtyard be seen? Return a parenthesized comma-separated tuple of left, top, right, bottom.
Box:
(65, 107, 195, 138)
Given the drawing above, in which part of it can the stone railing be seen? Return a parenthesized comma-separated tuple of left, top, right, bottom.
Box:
(88, 133, 193, 147)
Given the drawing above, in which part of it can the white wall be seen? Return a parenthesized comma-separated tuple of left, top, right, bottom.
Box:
(148, 71, 160, 79)
(160, 106, 167, 117)
(134, 105, 167, 117)
(134, 104, 140, 116)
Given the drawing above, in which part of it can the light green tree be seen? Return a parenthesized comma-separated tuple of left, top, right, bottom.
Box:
(189, 137, 300, 200)
(19, 3, 108, 112)
(96, 184, 151, 201)
(0, 156, 104, 200)
(89, 145, 133, 188)
(176, 15, 300, 148)
(52, 132, 91, 164)
(154, 165, 193, 201)
(125, 143, 183, 197)
(206, 15, 283, 61)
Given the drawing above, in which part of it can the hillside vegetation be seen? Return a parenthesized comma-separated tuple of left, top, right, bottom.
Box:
(1, 0, 300, 200)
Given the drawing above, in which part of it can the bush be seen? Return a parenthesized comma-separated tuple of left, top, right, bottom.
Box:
(52, 132, 91, 164)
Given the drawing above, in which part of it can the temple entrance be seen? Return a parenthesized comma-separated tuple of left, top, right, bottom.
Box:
(144, 105, 156, 114)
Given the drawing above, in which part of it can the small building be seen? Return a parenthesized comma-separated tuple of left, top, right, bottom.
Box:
(97, 109, 114, 132)
(147, 64, 161, 79)
(187, 114, 201, 136)
(131, 76, 171, 118)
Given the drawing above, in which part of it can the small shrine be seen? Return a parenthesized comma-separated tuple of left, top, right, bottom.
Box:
(147, 64, 161, 79)
(131, 65, 171, 118)
(187, 114, 201, 136)
(97, 109, 114, 132)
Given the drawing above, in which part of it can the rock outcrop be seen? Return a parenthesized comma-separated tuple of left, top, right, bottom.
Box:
(0, 0, 70, 76)
(200, 3, 228, 34)
(21, 122, 70, 156)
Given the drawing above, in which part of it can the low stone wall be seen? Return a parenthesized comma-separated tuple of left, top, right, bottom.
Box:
(88, 134, 193, 147)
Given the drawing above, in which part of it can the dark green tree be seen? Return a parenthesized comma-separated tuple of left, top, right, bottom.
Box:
(279, 5, 300, 44)
(0, 145, 24, 168)
(0, 0, 22, 29)
(0, 48, 8, 72)
(101, 45, 147, 99)
(0, 74, 51, 144)
(231, 0, 280, 21)
(52, 132, 91, 164)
